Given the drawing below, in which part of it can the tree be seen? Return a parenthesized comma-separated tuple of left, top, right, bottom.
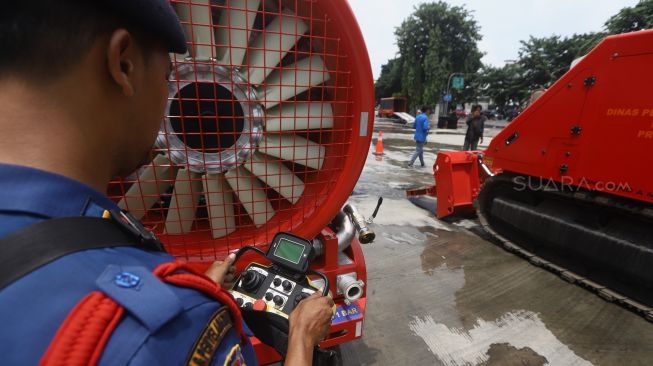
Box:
(606, 0, 653, 34)
(375, 58, 403, 103)
(374, 2, 483, 110)
(517, 33, 603, 90)
(476, 32, 603, 110)
(477, 64, 528, 109)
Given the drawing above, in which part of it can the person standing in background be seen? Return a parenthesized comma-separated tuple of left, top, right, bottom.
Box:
(408, 106, 431, 167)
(463, 105, 487, 151)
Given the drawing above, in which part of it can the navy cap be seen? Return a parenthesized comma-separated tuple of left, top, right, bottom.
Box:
(99, 0, 188, 54)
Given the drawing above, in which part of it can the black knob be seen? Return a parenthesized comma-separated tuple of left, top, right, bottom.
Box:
(273, 278, 282, 287)
(241, 270, 265, 293)
(294, 293, 311, 307)
(282, 280, 292, 291)
(265, 292, 273, 301)
(236, 298, 244, 306)
(243, 302, 253, 310)
(273, 295, 284, 306)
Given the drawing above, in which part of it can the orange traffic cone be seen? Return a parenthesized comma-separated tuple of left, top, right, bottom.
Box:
(373, 131, 384, 156)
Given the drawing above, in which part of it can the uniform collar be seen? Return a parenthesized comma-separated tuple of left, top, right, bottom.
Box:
(0, 163, 119, 219)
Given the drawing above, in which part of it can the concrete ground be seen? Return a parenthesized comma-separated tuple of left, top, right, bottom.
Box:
(336, 119, 653, 366)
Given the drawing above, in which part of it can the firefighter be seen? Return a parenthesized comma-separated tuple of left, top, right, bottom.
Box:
(0, 1, 333, 365)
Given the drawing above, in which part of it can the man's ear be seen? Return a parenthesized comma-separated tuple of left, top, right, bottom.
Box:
(107, 29, 136, 97)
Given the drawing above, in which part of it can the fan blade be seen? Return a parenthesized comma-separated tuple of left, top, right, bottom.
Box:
(165, 168, 202, 235)
(215, 0, 261, 66)
(244, 153, 305, 204)
(175, 0, 215, 60)
(225, 166, 275, 227)
(259, 56, 330, 109)
(259, 134, 325, 170)
(264, 102, 334, 132)
(247, 10, 309, 85)
(203, 173, 237, 239)
(118, 155, 174, 220)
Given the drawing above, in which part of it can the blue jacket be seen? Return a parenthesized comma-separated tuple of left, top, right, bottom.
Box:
(413, 113, 430, 143)
(0, 164, 258, 366)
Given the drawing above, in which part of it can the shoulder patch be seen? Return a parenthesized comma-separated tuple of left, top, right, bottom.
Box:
(96, 265, 183, 332)
(186, 307, 233, 366)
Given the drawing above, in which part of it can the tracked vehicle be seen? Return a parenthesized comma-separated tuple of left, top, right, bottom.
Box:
(409, 30, 653, 320)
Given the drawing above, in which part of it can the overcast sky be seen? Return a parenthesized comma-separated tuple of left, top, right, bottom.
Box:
(347, 0, 640, 80)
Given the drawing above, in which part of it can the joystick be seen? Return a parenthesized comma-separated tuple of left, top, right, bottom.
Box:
(240, 270, 265, 293)
(293, 292, 311, 307)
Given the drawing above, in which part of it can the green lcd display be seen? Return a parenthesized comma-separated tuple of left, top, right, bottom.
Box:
(274, 238, 305, 264)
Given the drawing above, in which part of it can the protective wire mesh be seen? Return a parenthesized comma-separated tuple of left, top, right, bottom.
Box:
(108, 0, 355, 261)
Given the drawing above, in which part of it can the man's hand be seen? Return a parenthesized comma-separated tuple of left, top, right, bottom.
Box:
(285, 292, 334, 366)
(289, 292, 334, 346)
(204, 253, 237, 288)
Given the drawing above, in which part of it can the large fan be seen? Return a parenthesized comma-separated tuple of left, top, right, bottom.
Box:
(110, 0, 373, 259)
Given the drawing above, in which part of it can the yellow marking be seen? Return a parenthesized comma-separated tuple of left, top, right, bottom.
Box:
(186, 308, 233, 366)
(102, 210, 111, 219)
(223, 344, 246, 366)
(637, 130, 653, 139)
(607, 108, 641, 117)
(605, 108, 653, 118)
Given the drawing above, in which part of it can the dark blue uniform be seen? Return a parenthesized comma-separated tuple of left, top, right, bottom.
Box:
(0, 164, 258, 365)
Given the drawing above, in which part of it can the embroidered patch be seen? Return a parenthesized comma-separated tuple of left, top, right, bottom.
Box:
(186, 307, 233, 366)
(223, 344, 247, 366)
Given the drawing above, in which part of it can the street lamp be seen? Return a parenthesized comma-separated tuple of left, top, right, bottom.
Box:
(444, 72, 464, 116)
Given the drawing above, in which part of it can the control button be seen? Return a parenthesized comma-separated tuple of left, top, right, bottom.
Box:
(273, 278, 282, 287)
(236, 297, 244, 307)
(241, 270, 265, 293)
(243, 302, 253, 310)
(294, 293, 311, 307)
(273, 295, 284, 307)
(282, 280, 292, 292)
(265, 292, 273, 301)
(253, 299, 267, 312)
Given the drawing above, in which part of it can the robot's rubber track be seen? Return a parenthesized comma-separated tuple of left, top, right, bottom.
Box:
(477, 174, 653, 322)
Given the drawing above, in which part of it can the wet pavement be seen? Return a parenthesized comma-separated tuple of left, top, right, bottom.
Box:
(337, 119, 653, 365)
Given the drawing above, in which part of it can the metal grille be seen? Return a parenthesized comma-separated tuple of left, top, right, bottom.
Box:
(108, 0, 361, 261)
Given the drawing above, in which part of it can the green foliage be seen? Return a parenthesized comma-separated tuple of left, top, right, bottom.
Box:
(605, 0, 653, 34)
(374, 58, 404, 103)
(481, 1, 653, 109)
(517, 33, 604, 89)
(375, 0, 653, 112)
(477, 32, 604, 109)
(476, 64, 527, 108)
(374, 2, 482, 110)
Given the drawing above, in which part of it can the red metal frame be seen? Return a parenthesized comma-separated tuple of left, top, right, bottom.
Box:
(434, 152, 481, 218)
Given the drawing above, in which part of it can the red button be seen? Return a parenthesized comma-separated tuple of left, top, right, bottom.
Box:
(253, 299, 267, 312)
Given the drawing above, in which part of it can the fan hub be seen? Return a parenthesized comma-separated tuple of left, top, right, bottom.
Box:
(159, 63, 264, 174)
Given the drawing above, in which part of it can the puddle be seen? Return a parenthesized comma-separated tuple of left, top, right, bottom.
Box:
(409, 311, 593, 366)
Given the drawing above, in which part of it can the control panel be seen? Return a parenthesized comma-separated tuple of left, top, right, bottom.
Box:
(229, 232, 326, 318)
